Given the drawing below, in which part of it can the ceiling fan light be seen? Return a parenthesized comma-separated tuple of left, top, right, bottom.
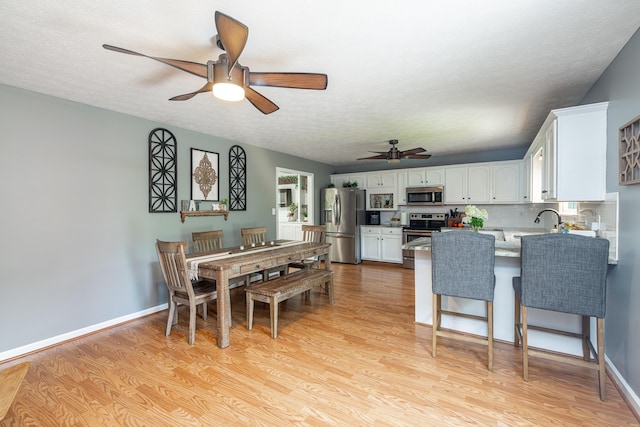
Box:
(213, 82, 245, 102)
(387, 158, 401, 164)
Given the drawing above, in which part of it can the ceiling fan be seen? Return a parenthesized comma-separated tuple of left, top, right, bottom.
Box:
(103, 11, 327, 114)
(358, 140, 432, 163)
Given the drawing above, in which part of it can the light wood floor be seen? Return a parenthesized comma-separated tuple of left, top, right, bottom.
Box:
(1, 262, 638, 426)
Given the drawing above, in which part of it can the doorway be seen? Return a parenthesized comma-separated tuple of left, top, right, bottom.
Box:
(276, 167, 314, 240)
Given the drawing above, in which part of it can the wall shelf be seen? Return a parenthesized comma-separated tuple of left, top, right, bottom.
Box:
(180, 210, 228, 223)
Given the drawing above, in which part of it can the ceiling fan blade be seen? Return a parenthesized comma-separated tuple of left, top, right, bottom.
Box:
(404, 154, 432, 159)
(399, 147, 427, 156)
(103, 44, 208, 78)
(358, 154, 388, 160)
(244, 87, 279, 114)
(169, 82, 213, 101)
(215, 11, 248, 74)
(249, 72, 328, 90)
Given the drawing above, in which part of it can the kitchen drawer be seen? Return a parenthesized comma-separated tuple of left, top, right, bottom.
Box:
(381, 227, 402, 236)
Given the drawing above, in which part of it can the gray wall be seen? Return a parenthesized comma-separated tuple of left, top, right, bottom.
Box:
(581, 28, 640, 396)
(0, 84, 333, 354)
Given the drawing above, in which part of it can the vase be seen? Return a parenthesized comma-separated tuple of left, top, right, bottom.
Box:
(472, 226, 480, 232)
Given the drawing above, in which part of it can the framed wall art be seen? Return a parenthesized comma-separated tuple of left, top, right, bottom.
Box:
(148, 128, 177, 213)
(229, 145, 247, 210)
(619, 114, 640, 185)
(191, 148, 219, 201)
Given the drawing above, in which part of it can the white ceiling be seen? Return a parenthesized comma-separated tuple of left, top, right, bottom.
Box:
(1, 1, 639, 167)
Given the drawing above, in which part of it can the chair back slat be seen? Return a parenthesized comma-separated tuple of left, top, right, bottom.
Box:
(192, 230, 224, 253)
(156, 240, 195, 298)
(241, 227, 267, 246)
(520, 234, 609, 317)
(431, 231, 496, 301)
(301, 225, 325, 243)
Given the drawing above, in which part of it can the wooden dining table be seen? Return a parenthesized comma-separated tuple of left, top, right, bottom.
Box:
(186, 240, 331, 348)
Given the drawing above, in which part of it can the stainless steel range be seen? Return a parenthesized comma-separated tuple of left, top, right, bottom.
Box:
(402, 212, 447, 269)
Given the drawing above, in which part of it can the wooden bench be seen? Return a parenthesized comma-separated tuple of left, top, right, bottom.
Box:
(246, 268, 334, 338)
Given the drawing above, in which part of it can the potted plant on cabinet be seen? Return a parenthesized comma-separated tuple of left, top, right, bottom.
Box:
(302, 210, 308, 222)
(219, 198, 229, 211)
(288, 203, 298, 221)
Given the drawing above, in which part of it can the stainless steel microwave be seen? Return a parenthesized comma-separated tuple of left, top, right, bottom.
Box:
(406, 186, 444, 205)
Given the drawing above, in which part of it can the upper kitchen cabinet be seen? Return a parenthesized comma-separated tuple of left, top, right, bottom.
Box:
(492, 161, 522, 203)
(365, 171, 397, 190)
(445, 164, 491, 204)
(444, 161, 521, 204)
(406, 167, 445, 187)
(527, 102, 608, 202)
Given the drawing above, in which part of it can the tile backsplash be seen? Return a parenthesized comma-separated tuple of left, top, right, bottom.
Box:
(395, 194, 619, 261)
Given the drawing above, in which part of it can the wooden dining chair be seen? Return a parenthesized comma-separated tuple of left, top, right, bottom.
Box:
(192, 229, 224, 252)
(288, 224, 326, 270)
(192, 229, 245, 321)
(156, 239, 218, 345)
(240, 227, 286, 281)
(241, 226, 267, 246)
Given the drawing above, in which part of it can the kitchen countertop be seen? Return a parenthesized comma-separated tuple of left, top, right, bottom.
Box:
(402, 236, 521, 257)
(403, 230, 617, 264)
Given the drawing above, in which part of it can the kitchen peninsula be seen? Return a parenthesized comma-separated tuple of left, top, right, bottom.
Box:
(406, 231, 603, 356)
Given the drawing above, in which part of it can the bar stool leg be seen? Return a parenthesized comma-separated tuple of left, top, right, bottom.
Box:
(597, 318, 606, 401)
(522, 306, 529, 381)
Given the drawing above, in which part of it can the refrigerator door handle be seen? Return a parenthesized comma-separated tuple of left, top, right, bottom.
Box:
(334, 193, 341, 226)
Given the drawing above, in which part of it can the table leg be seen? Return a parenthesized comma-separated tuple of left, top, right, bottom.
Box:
(324, 250, 332, 271)
(216, 270, 231, 348)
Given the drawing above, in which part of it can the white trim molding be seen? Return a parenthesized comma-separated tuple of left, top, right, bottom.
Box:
(0, 304, 167, 362)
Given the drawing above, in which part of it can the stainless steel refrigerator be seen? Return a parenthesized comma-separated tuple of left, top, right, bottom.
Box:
(320, 187, 365, 264)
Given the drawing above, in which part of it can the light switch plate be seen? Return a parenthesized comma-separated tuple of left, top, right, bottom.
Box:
(272, 208, 276, 215)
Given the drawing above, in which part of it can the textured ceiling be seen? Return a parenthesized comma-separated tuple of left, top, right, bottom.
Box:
(1, 1, 639, 167)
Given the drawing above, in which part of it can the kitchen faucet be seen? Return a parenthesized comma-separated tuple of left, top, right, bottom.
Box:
(534, 208, 562, 230)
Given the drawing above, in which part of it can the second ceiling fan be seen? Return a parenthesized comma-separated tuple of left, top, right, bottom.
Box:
(103, 11, 327, 114)
(358, 140, 432, 163)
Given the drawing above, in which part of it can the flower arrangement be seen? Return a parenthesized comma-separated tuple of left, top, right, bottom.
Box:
(461, 205, 488, 231)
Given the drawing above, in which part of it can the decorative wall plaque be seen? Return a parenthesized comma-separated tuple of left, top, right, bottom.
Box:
(618, 116, 640, 185)
(148, 128, 177, 213)
(191, 148, 219, 201)
(229, 145, 247, 210)
(619, 114, 640, 185)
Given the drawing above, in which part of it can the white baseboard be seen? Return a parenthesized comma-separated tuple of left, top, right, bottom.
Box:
(607, 355, 640, 419)
(0, 304, 167, 362)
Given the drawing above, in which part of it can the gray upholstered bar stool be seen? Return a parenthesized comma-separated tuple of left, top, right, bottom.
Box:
(431, 231, 496, 370)
(513, 233, 610, 400)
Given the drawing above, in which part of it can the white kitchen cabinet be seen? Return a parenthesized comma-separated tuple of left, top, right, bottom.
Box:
(445, 162, 520, 204)
(491, 161, 521, 203)
(445, 165, 491, 204)
(278, 223, 302, 240)
(527, 102, 608, 202)
(360, 226, 402, 263)
(521, 153, 532, 203)
(366, 172, 397, 211)
(365, 171, 397, 190)
(406, 167, 444, 187)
